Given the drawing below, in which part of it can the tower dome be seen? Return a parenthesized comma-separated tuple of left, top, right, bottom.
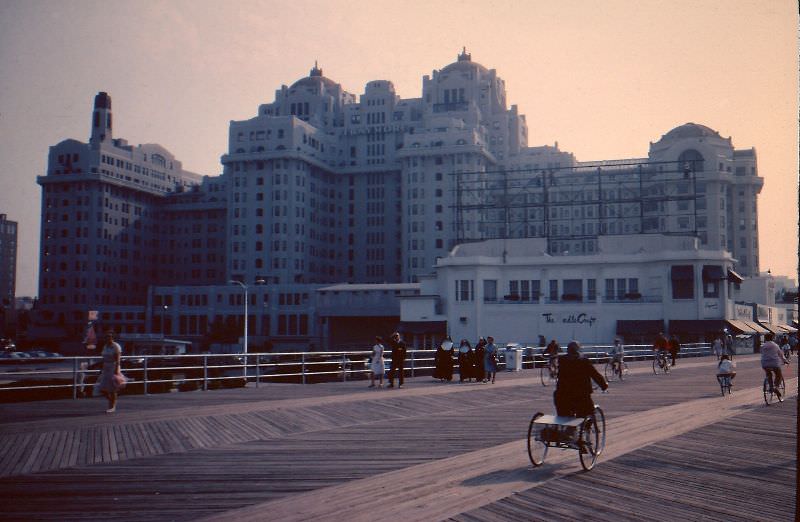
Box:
(660, 123, 721, 141)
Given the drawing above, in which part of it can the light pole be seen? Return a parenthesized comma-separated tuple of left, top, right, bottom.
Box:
(229, 279, 265, 382)
(229, 280, 249, 381)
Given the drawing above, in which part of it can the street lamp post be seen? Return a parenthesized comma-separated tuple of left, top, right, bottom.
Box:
(229, 280, 249, 381)
(229, 279, 265, 383)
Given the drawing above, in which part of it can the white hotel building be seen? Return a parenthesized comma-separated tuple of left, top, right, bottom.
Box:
(37, 52, 786, 350)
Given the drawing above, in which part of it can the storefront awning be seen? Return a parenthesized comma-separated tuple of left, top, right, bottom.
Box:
(668, 319, 728, 335)
(725, 320, 756, 335)
(726, 269, 744, 284)
(397, 321, 447, 335)
(778, 323, 797, 333)
(616, 320, 664, 336)
(741, 321, 769, 334)
(757, 323, 785, 335)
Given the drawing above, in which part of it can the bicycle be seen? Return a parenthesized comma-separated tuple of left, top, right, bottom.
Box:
(604, 357, 627, 382)
(763, 369, 786, 405)
(540, 356, 558, 387)
(528, 405, 606, 471)
(652, 350, 670, 375)
(716, 374, 733, 396)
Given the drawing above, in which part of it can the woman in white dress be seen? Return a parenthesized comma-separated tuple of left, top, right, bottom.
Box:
(369, 336, 386, 388)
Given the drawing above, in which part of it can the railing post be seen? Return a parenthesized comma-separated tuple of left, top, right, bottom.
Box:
(411, 350, 415, 378)
(302, 353, 306, 385)
(255, 353, 260, 388)
(203, 355, 208, 391)
(72, 357, 78, 400)
(342, 354, 347, 382)
(143, 356, 148, 395)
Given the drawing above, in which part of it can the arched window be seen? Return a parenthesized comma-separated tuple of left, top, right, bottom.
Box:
(678, 149, 704, 174)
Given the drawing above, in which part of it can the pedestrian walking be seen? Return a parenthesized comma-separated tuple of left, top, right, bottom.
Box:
(369, 336, 385, 388)
(484, 336, 498, 383)
(712, 336, 723, 360)
(668, 334, 681, 366)
(387, 332, 407, 388)
(435, 336, 454, 382)
(458, 339, 472, 382)
(474, 337, 487, 383)
(96, 330, 125, 413)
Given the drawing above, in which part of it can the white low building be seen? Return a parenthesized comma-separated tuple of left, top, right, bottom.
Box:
(400, 234, 750, 346)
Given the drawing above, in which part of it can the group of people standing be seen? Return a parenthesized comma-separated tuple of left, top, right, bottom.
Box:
(368, 332, 407, 388)
(433, 336, 499, 384)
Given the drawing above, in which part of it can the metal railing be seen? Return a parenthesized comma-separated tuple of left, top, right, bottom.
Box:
(0, 343, 712, 401)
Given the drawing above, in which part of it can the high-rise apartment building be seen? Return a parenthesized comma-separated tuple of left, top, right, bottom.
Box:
(37, 92, 223, 336)
(0, 214, 17, 306)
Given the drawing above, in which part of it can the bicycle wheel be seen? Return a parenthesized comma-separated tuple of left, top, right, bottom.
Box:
(527, 413, 548, 466)
(763, 377, 775, 405)
(604, 362, 613, 381)
(619, 362, 627, 381)
(652, 356, 663, 375)
(578, 415, 600, 471)
(718, 376, 727, 396)
(593, 406, 606, 456)
(663, 357, 671, 374)
(540, 365, 555, 387)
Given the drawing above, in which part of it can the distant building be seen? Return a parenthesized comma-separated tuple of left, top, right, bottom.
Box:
(37, 92, 225, 338)
(0, 214, 17, 306)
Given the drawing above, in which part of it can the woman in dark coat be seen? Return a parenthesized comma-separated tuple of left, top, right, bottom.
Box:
(458, 339, 472, 382)
(435, 337, 454, 382)
(474, 338, 486, 383)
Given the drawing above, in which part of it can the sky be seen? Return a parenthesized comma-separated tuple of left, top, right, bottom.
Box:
(0, 0, 797, 297)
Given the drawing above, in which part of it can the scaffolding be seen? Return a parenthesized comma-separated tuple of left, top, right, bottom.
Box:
(453, 159, 701, 254)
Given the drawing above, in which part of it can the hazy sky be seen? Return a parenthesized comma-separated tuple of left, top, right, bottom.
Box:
(1, 0, 797, 297)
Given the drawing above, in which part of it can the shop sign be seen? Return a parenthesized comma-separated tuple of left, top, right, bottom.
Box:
(541, 312, 597, 327)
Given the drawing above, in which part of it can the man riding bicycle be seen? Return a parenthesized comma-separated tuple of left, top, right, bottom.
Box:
(761, 333, 789, 401)
(554, 341, 608, 418)
(544, 339, 561, 374)
(609, 338, 624, 374)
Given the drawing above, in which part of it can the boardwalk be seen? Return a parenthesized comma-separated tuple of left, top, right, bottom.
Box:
(0, 354, 796, 521)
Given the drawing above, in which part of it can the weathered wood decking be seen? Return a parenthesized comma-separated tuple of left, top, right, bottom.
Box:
(0, 354, 796, 521)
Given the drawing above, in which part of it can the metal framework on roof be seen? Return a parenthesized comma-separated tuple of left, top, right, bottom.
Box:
(452, 158, 701, 254)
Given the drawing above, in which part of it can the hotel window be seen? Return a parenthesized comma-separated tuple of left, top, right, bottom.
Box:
(702, 265, 723, 298)
(587, 279, 596, 301)
(671, 265, 694, 299)
(562, 279, 582, 301)
(549, 280, 558, 301)
(455, 279, 474, 302)
(483, 280, 497, 302)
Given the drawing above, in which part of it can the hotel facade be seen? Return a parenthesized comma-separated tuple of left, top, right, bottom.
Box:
(36, 52, 777, 349)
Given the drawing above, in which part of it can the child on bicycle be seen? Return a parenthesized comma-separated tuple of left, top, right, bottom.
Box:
(544, 339, 560, 374)
(609, 338, 624, 374)
(716, 354, 736, 385)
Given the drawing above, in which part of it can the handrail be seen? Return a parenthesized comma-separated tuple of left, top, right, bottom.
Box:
(0, 343, 712, 401)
